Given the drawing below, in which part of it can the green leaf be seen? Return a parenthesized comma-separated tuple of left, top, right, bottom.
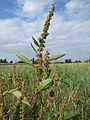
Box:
(16, 52, 34, 66)
(31, 43, 37, 53)
(3, 89, 30, 106)
(12, 90, 21, 99)
(12, 90, 30, 106)
(64, 111, 80, 120)
(48, 54, 65, 61)
(22, 97, 30, 106)
(3, 88, 18, 95)
(37, 78, 53, 93)
(32, 36, 40, 47)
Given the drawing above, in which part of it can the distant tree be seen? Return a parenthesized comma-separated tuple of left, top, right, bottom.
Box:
(17, 61, 24, 63)
(69, 59, 72, 63)
(30, 58, 35, 64)
(10, 60, 13, 63)
(30, 58, 37, 64)
(60, 62, 64, 63)
(78, 60, 82, 63)
(0, 59, 8, 63)
(75, 60, 78, 63)
(65, 59, 72, 63)
(85, 59, 90, 62)
(0, 59, 2, 63)
(3, 59, 8, 63)
(74, 60, 82, 63)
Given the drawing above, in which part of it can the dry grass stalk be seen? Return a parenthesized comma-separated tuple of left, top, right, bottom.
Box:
(19, 81, 26, 120)
(0, 78, 4, 119)
(12, 65, 17, 87)
(58, 98, 69, 120)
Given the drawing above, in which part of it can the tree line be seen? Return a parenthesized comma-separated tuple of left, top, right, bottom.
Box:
(0, 58, 90, 64)
(0, 59, 13, 63)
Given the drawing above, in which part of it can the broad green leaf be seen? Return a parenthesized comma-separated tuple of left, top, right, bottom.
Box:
(12, 90, 30, 106)
(22, 97, 30, 106)
(64, 111, 80, 120)
(31, 43, 37, 53)
(3, 89, 30, 106)
(12, 90, 22, 99)
(32, 36, 40, 47)
(37, 78, 53, 93)
(48, 54, 65, 61)
(16, 52, 34, 66)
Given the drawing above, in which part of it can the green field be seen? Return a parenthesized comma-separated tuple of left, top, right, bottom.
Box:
(0, 63, 90, 120)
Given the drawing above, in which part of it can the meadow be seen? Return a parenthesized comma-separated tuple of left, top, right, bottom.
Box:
(0, 63, 90, 120)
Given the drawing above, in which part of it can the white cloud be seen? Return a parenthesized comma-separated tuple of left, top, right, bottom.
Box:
(0, 18, 26, 45)
(0, 16, 44, 60)
(23, 1, 37, 13)
(64, 0, 90, 20)
(16, 0, 51, 17)
(65, 0, 81, 10)
(45, 14, 90, 60)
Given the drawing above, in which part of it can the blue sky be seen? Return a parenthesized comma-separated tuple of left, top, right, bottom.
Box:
(0, 0, 90, 62)
(0, 0, 17, 19)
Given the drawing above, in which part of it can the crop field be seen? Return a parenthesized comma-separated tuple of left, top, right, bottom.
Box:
(0, 3, 90, 120)
(0, 63, 90, 120)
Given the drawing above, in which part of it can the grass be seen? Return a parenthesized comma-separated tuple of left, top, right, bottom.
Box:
(0, 62, 90, 120)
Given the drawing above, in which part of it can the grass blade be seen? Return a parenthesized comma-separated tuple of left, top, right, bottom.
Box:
(64, 111, 80, 120)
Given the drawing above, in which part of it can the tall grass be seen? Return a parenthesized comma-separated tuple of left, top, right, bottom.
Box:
(0, 63, 90, 119)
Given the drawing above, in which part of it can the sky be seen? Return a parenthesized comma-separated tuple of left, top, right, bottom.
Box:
(0, 0, 90, 62)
